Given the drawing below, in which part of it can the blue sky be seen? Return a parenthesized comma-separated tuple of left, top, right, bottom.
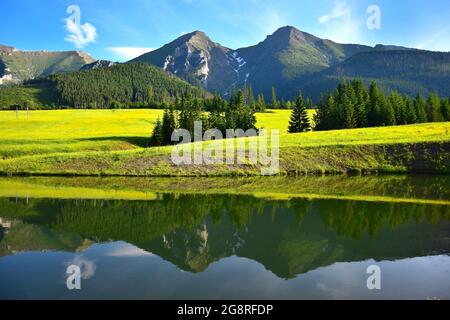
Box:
(1, 0, 450, 61)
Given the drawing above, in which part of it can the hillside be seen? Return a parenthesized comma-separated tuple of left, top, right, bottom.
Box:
(0, 63, 208, 109)
(297, 50, 450, 99)
(0, 45, 95, 84)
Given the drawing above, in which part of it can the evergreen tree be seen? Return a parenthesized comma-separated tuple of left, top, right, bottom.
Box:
(404, 96, 417, 124)
(389, 91, 407, 125)
(248, 85, 256, 111)
(342, 93, 357, 129)
(368, 82, 384, 127)
(257, 94, 266, 112)
(414, 94, 427, 123)
(382, 98, 396, 126)
(427, 92, 443, 122)
(314, 95, 331, 131)
(351, 80, 369, 128)
(289, 93, 311, 133)
(150, 118, 164, 146)
(441, 98, 450, 121)
(271, 87, 279, 109)
(161, 106, 177, 145)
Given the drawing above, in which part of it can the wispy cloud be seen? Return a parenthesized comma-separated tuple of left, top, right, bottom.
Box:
(416, 27, 450, 52)
(318, 1, 350, 24)
(64, 7, 98, 48)
(106, 47, 155, 60)
(317, 0, 362, 44)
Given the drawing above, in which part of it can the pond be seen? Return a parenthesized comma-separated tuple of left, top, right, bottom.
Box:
(0, 176, 449, 299)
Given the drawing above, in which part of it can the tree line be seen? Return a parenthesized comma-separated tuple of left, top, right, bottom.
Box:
(151, 90, 257, 146)
(312, 80, 449, 131)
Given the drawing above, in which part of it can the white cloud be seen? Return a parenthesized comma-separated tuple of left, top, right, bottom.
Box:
(317, 0, 362, 44)
(106, 47, 155, 60)
(65, 18, 98, 48)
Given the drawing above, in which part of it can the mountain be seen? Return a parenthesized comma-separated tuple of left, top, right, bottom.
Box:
(80, 60, 118, 71)
(131, 26, 374, 97)
(297, 49, 450, 99)
(131, 31, 239, 94)
(231, 26, 373, 98)
(0, 45, 95, 84)
(132, 26, 450, 100)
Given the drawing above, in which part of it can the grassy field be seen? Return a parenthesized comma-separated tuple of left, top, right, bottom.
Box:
(0, 109, 449, 176)
(0, 109, 293, 158)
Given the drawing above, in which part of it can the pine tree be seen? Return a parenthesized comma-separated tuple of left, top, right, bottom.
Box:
(427, 92, 443, 122)
(441, 98, 450, 121)
(368, 82, 384, 127)
(289, 93, 311, 133)
(342, 94, 357, 129)
(257, 94, 266, 112)
(382, 98, 396, 126)
(404, 97, 417, 124)
(161, 106, 177, 145)
(150, 118, 164, 146)
(352, 80, 369, 128)
(248, 85, 256, 111)
(271, 87, 279, 109)
(414, 94, 427, 123)
(389, 91, 406, 125)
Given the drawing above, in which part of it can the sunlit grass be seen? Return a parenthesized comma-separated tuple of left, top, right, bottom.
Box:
(0, 109, 448, 176)
(0, 109, 294, 158)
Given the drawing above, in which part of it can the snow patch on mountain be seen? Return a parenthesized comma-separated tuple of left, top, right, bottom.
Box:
(163, 56, 174, 71)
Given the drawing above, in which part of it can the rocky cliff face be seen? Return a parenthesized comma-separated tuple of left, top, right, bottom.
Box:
(131, 31, 242, 94)
(80, 60, 118, 71)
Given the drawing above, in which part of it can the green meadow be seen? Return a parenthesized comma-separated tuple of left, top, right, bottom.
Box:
(0, 109, 449, 176)
(0, 109, 294, 158)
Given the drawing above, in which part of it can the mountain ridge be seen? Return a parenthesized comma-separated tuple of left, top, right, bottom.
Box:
(131, 25, 448, 99)
(0, 44, 95, 84)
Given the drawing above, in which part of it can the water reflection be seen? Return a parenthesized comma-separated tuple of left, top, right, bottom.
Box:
(0, 191, 449, 299)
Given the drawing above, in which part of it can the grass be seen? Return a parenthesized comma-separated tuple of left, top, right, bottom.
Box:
(0, 109, 293, 158)
(0, 109, 448, 176)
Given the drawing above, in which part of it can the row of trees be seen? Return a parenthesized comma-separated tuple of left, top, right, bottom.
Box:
(151, 90, 257, 146)
(313, 80, 450, 131)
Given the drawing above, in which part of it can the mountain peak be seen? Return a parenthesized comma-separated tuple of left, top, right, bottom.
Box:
(178, 30, 210, 43)
(264, 25, 319, 46)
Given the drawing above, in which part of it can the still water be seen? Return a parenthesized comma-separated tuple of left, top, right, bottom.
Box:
(0, 177, 449, 300)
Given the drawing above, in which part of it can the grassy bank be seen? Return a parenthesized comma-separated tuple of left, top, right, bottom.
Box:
(0, 118, 449, 176)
